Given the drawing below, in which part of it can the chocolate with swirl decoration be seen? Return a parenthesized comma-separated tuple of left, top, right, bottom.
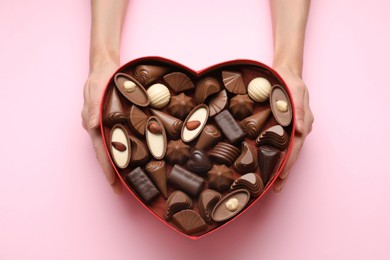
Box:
(133, 65, 169, 86)
(150, 109, 183, 139)
(103, 87, 127, 126)
(230, 173, 264, 198)
(233, 142, 258, 174)
(195, 124, 222, 151)
(145, 160, 168, 199)
(240, 108, 271, 139)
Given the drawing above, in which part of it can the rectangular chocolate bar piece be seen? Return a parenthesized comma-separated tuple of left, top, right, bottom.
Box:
(167, 165, 205, 197)
(126, 167, 160, 203)
(214, 110, 245, 144)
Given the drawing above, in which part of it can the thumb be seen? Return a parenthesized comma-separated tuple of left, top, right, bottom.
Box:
(295, 102, 305, 134)
(88, 100, 101, 129)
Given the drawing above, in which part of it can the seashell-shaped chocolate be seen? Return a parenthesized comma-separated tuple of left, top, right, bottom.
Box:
(240, 108, 271, 139)
(211, 189, 250, 222)
(103, 87, 127, 126)
(208, 89, 228, 117)
(222, 71, 246, 94)
(207, 164, 235, 192)
(129, 136, 150, 166)
(145, 116, 167, 160)
(165, 191, 193, 220)
(233, 142, 258, 174)
(114, 73, 150, 106)
(247, 77, 272, 102)
(195, 124, 222, 151)
(172, 209, 207, 235)
(270, 84, 293, 126)
(145, 160, 168, 198)
(256, 125, 289, 150)
(166, 140, 191, 165)
(258, 146, 281, 184)
(150, 109, 183, 139)
(229, 94, 254, 119)
(208, 142, 241, 166)
(181, 104, 209, 143)
(185, 149, 212, 175)
(167, 93, 195, 119)
(146, 83, 171, 109)
(230, 173, 264, 198)
(163, 71, 195, 93)
(194, 77, 221, 104)
(128, 105, 148, 136)
(126, 167, 160, 203)
(109, 124, 131, 169)
(198, 189, 222, 223)
(134, 65, 169, 86)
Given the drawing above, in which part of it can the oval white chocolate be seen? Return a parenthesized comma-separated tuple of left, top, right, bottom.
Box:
(147, 83, 171, 109)
(145, 117, 167, 159)
(248, 77, 272, 102)
(181, 105, 209, 143)
(110, 125, 131, 169)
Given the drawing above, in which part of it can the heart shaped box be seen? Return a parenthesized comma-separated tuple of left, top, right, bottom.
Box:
(100, 57, 295, 239)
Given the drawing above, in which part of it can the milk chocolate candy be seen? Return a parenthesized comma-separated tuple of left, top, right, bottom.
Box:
(166, 140, 191, 165)
(211, 189, 250, 222)
(145, 160, 168, 199)
(233, 142, 258, 174)
(240, 108, 271, 139)
(109, 124, 131, 169)
(208, 142, 240, 166)
(194, 77, 221, 104)
(150, 109, 183, 139)
(163, 71, 195, 93)
(230, 173, 264, 198)
(222, 71, 246, 94)
(270, 84, 293, 126)
(145, 116, 167, 160)
(129, 136, 150, 166)
(208, 90, 228, 117)
(195, 124, 222, 151)
(258, 146, 281, 184)
(171, 209, 207, 235)
(167, 93, 195, 119)
(103, 87, 126, 126)
(114, 73, 150, 107)
(256, 125, 289, 150)
(185, 149, 212, 175)
(167, 165, 205, 197)
(181, 104, 209, 143)
(229, 94, 254, 120)
(128, 105, 148, 136)
(165, 191, 193, 220)
(214, 110, 245, 144)
(134, 65, 169, 86)
(126, 167, 160, 203)
(198, 190, 222, 223)
(207, 164, 235, 192)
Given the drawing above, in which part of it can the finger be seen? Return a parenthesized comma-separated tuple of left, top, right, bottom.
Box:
(111, 177, 123, 195)
(292, 90, 306, 135)
(278, 133, 304, 180)
(87, 85, 102, 130)
(273, 176, 288, 192)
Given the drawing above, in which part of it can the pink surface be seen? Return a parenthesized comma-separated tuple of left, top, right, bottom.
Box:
(0, 0, 389, 259)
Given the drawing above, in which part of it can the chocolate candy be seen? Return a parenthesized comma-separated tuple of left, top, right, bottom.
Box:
(145, 116, 167, 160)
(195, 77, 222, 104)
(256, 125, 289, 150)
(126, 167, 160, 203)
(114, 73, 150, 107)
(185, 149, 212, 175)
(128, 105, 148, 136)
(171, 209, 207, 235)
(247, 77, 272, 102)
(211, 189, 250, 222)
(109, 124, 131, 169)
(222, 71, 246, 94)
(181, 104, 209, 143)
(208, 142, 240, 166)
(230, 173, 264, 197)
(146, 83, 171, 109)
(240, 108, 271, 139)
(233, 142, 258, 174)
(103, 87, 126, 126)
(145, 160, 168, 199)
(208, 89, 228, 116)
(165, 191, 193, 220)
(198, 189, 221, 223)
(129, 136, 150, 166)
(166, 140, 191, 165)
(195, 124, 222, 151)
(150, 109, 183, 139)
(163, 71, 195, 93)
(258, 146, 281, 184)
(229, 94, 254, 119)
(134, 65, 169, 86)
(270, 84, 293, 126)
(167, 93, 195, 119)
(167, 165, 205, 197)
(207, 164, 235, 192)
(214, 110, 245, 144)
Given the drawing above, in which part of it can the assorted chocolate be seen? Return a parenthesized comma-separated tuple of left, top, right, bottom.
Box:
(102, 60, 293, 236)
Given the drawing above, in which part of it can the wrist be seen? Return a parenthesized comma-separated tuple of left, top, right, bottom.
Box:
(89, 47, 120, 73)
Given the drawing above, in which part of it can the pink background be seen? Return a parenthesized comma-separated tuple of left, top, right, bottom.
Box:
(1, 0, 389, 259)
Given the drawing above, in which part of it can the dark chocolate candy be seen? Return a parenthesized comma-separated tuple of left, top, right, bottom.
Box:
(258, 146, 281, 184)
(128, 105, 148, 136)
(114, 73, 150, 107)
(172, 209, 207, 235)
(167, 164, 205, 197)
(150, 108, 183, 139)
(163, 71, 195, 93)
(222, 71, 246, 94)
(165, 191, 193, 220)
(134, 65, 169, 86)
(233, 142, 258, 174)
(214, 110, 245, 144)
(230, 173, 264, 198)
(270, 84, 293, 127)
(240, 108, 271, 139)
(208, 90, 228, 117)
(195, 124, 222, 151)
(208, 142, 241, 166)
(103, 87, 126, 126)
(167, 93, 195, 119)
(166, 140, 191, 165)
(229, 94, 254, 120)
(211, 189, 250, 222)
(145, 160, 168, 199)
(126, 167, 160, 203)
(194, 77, 221, 104)
(198, 189, 222, 223)
(207, 164, 235, 192)
(185, 149, 212, 175)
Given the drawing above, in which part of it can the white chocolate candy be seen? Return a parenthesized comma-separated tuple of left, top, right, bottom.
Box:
(248, 77, 272, 102)
(123, 80, 136, 92)
(110, 125, 131, 169)
(276, 100, 288, 112)
(145, 117, 167, 160)
(181, 105, 209, 143)
(147, 83, 171, 109)
(225, 198, 239, 212)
